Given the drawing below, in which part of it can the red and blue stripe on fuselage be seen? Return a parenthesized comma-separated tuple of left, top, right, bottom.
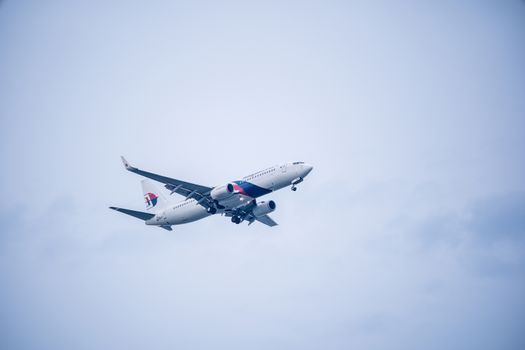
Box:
(232, 180, 272, 198)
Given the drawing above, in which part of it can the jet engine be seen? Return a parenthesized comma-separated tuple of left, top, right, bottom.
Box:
(252, 200, 276, 217)
(210, 183, 235, 200)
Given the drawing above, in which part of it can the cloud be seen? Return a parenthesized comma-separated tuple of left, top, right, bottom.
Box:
(467, 192, 525, 244)
(1, 0, 525, 349)
(399, 192, 525, 279)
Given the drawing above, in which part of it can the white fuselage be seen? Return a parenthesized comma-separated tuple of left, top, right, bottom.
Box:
(146, 162, 312, 226)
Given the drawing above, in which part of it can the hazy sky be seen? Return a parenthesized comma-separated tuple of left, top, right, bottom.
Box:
(1, 1, 524, 349)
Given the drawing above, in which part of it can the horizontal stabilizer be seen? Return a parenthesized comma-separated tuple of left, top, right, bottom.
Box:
(109, 207, 155, 221)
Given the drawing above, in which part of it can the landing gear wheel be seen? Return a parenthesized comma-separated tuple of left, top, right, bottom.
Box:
(231, 216, 241, 224)
(291, 186, 297, 191)
(207, 207, 217, 214)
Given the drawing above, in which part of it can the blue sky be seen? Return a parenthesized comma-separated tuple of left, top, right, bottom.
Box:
(1, 1, 524, 349)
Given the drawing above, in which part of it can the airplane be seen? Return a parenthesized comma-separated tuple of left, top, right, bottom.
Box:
(110, 157, 313, 230)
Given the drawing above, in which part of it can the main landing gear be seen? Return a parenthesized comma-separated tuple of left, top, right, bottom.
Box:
(207, 200, 224, 214)
(231, 216, 242, 224)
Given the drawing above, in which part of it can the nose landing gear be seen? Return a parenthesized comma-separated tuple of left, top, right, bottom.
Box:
(291, 177, 303, 191)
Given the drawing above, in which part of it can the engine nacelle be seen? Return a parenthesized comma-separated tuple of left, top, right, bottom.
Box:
(210, 183, 235, 201)
(252, 200, 276, 217)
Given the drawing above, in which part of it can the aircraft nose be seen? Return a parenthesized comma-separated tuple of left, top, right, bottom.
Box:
(302, 164, 314, 177)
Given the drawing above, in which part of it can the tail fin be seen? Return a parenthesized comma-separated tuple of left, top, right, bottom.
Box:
(141, 179, 169, 211)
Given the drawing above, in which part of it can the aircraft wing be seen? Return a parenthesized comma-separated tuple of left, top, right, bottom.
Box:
(255, 215, 278, 227)
(121, 157, 213, 203)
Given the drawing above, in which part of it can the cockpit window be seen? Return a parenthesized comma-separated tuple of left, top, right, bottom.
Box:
(293, 161, 304, 165)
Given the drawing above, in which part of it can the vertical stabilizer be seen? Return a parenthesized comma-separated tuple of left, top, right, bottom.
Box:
(141, 179, 169, 212)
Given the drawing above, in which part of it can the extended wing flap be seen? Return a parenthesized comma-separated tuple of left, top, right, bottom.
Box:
(255, 215, 278, 227)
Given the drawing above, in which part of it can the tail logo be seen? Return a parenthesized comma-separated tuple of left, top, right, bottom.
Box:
(144, 192, 159, 208)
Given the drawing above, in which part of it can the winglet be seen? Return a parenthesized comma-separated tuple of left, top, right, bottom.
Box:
(121, 156, 132, 170)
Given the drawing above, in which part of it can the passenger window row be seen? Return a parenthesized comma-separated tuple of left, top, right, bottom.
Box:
(246, 168, 275, 181)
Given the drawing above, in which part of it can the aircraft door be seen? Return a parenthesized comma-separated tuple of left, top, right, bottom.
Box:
(280, 164, 287, 173)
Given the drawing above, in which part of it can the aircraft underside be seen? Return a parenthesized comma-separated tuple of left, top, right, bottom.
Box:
(110, 157, 313, 229)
